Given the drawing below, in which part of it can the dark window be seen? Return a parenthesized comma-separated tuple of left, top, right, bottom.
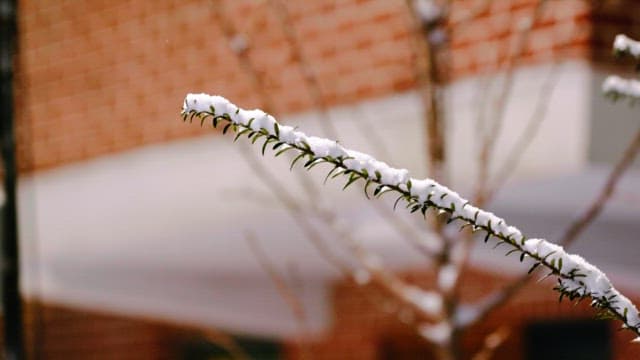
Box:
(181, 334, 281, 360)
(525, 319, 611, 360)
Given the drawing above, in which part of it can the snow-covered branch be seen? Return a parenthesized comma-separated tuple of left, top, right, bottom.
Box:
(613, 34, 640, 60)
(603, 75, 640, 101)
(181, 94, 640, 339)
(604, 34, 640, 102)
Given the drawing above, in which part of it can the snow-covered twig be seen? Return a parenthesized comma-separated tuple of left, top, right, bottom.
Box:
(604, 34, 640, 102)
(613, 34, 640, 60)
(463, 126, 640, 333)
(603, 76, 640, 102)
(182, 94, 640, 339)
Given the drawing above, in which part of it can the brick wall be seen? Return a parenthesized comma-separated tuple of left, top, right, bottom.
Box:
(285, 268, 639, 359)
(15, 0, 596, 173)
(19, 302, 197, 359)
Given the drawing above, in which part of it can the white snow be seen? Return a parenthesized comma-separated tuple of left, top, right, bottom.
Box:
(613, 34, 640, 59)
(182, 93, 640, 336)
(229, 34, 249, 54)
(438, 263, 458, 292)
(602, 76, 640, 100)
(404, 286, 443, 315)
(353, 269, 371, 285)
(454, 304, 480, 328)
(413, 0, 443, 24)
(418, 321, 451, 345)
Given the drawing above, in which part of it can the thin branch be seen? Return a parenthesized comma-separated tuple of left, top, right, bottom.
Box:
(486, 62, 561, 199)
(266, 0, 339, 139)
(183, 96, 640, 337)
(475, 0, 548, 205)
(209, 0, 277, 114)
(464, 127, 640, 328)
(559, 127, 640, 248)
(405, 0, 447, 181)
(236, 144, 353, 277)
(245, 232, 312, 360)
(267, 0, 440, 261)
(201, 329, 252, 360)
(470, 326, 511, 360)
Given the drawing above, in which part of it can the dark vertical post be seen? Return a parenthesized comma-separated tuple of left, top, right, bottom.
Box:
(0, 0, 24, 358)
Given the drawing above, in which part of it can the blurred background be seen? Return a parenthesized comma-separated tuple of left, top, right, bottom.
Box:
(2, 0, 640, 359)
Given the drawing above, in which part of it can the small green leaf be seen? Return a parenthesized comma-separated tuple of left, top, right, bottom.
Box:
(528, 262, 541, 274)
(324, 166, 340, 184)
(275, 146, 294, 157)
(343, 173, 360, 190)
(364, 180, 373, 199)
(290, 153, 306, 171)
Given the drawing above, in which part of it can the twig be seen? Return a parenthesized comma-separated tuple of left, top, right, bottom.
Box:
(209, 0, 277, 114)
(405, 0, 447, 181)
(475, 0, 548, 205)
(236, 144, 352, 276)
(201, 328, 252, 360)
(470, 326, 511, 360)
(559, 127, 640, 248)
(486, 62, 561, 199)
(266, 0, 339, 139)
(464, 127, 640, 328)
(245, 232, 312, 360)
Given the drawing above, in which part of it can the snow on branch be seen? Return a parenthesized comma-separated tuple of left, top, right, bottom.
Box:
(603, 75, 640, 102)
(613, 34, 640, 60)
(181, 93, 640, 339)
(604, 34, 640, 102)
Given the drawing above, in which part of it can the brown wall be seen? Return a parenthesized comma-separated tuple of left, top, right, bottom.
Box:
(16, 0, 592, 173)
(19, 302, 195, 359)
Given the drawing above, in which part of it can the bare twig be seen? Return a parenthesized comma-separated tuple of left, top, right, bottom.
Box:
(237, 144, 352, 276)
(201, 328, 252, 360)
(559, 127, 640, 248)
(266, 0, 339, 139)
(209, 0, 277, 114)
(470, 326, 511, 360)
(475, 0, 548, 205)
(486, 62, 562, 199)
(245, 232, 312, 359)
(405, 0, 447, 181)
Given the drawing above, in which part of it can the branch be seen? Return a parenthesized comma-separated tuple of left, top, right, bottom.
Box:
(182, 94, 640, 338)
(459, 126, 640, 330)
(560, 128, 640, 248)
(235, 143, 352, 277)
(475, 0, 548, 204)
(405, 0, 447, 180)
(470, 326, 511, 360)
(245, 232, 312, 359)
(461, 31, 640, 337)
(487, 62, 561, 197)
(603, 76, 640, 102)
(266, 0, 338, 139)
(613, 34, 640, 60)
